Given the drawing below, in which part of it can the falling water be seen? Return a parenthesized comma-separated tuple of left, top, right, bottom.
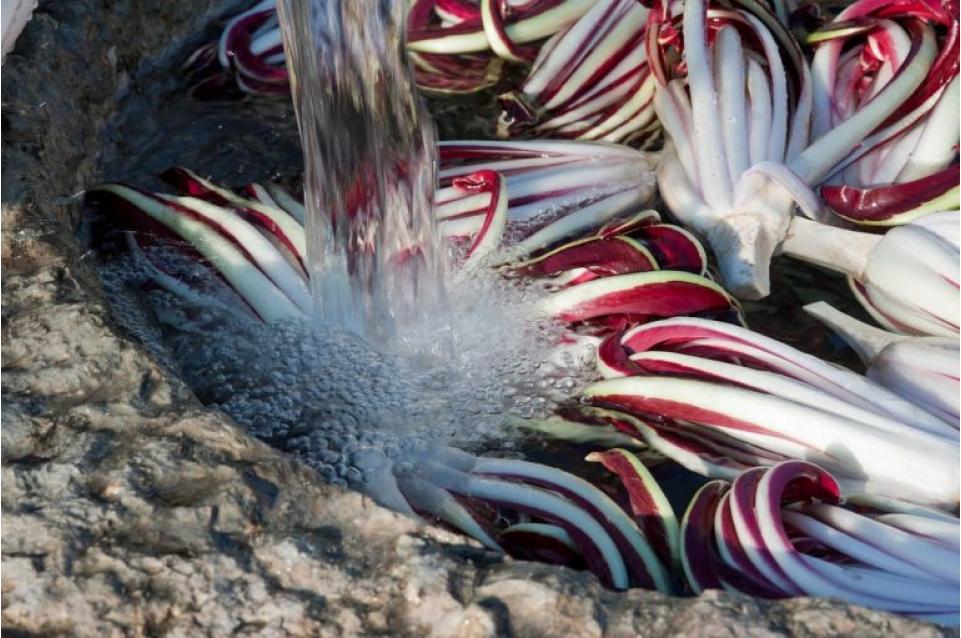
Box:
(275, 0, 446, 341)
(95, 0, 602, 514)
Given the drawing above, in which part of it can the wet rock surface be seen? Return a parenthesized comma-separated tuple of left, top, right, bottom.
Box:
(1, 2, 955, 636)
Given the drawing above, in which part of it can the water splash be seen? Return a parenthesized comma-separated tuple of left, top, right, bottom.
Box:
(96, 249, 597, 493)
(94, 0, 604, 516)
(276, 0, 447, 341)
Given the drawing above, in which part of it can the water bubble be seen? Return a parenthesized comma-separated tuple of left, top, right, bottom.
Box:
(96, 242, 590, 492)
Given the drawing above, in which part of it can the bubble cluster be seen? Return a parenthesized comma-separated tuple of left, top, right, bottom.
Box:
(96, 248, 598, 492)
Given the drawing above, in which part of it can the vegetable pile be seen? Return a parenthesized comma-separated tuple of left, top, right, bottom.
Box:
(90, 0, 960, 626)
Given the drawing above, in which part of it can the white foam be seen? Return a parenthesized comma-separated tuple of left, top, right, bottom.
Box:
(97, 246, 597, 491)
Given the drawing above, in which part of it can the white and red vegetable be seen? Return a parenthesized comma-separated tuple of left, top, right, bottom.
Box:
(646, 0, 815, 299)
(647, 0, 959, 298)
(681, 461, 959, 621)
(582, 316, 959, 508)
(186, 0, 597, 97)
(436, 139, 657, 256)
(805, 301, 959, 425)
(395, 446, 679, 591)
(808, 0, 960, 225)
(781, 211, 960, 337)
(496, 0, 658, 144)
(87, 152, 739, 334)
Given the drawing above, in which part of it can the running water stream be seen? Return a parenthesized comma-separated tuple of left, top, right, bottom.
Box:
(91, 0, 585, 502)
(275, 0, 447, 341)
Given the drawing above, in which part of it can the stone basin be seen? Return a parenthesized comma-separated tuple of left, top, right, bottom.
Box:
(1, 2, 954, 636)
